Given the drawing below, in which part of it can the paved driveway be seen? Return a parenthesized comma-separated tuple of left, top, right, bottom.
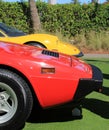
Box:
(83, 54, 109, 58)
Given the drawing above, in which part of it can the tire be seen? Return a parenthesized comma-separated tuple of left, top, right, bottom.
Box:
(0, 69, 33, 130)
(28, 42, 46, 48)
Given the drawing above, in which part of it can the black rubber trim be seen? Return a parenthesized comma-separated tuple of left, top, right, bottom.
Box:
(74, 51, 84, 57)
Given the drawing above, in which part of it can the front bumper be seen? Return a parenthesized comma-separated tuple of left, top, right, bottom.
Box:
(74, 51, 84, 57)
(73, 65, 103, 101)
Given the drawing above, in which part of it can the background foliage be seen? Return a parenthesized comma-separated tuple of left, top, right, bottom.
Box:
(0, 1, 30, 32)
(0, 1, 109, 36)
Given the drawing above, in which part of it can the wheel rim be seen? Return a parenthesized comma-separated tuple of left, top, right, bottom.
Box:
(0, 82, 18, 123)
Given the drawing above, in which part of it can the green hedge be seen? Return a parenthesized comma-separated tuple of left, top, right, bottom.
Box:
(37, 2, 109, 36)
(0, 1, 30, 33)
(0, 1, 109, 36)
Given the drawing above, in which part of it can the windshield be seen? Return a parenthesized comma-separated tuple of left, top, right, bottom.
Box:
(0, 22, 26, 37)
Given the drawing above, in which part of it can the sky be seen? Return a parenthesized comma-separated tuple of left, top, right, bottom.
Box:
(4, 0, 106, 4)
(46, 0, 106, 4)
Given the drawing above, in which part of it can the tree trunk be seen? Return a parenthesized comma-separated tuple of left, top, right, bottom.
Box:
(29, 0, 41, 33)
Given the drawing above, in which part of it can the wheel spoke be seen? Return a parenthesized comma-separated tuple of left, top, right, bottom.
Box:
(0, 100, 12, 113)
(0, 91, 12, 113)
(0, 91, 10, 100)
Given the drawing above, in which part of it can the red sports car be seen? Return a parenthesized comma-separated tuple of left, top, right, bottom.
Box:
(0, 42, 103, 130)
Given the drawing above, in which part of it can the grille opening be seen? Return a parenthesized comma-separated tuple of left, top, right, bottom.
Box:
(42, 50, 59, 58)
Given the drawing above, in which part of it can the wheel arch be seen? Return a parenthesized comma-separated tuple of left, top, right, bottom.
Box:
(24, 41, 47, 48)
(0, 64, 41, 108)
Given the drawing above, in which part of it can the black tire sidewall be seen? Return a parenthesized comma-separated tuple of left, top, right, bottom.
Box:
(28, 42, 45, 48)
(0, 71, 32, 130)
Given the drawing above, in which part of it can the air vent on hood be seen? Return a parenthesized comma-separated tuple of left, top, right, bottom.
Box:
(42, 50, 59, 58)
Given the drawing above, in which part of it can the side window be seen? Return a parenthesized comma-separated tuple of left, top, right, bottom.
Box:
(0, 32, 5, 37)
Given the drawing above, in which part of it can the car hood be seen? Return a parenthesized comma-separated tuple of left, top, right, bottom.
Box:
(0, 42, 91, 77)
(22, 33, 59, 42)
(0, 32, 82, 56)
(0, 41, 70, 64)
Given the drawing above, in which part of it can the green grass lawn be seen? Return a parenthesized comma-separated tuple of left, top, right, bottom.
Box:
(23, 58, 109, 130)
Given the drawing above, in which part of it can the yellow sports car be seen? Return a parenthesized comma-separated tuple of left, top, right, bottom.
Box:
(0, 22, 83, 57)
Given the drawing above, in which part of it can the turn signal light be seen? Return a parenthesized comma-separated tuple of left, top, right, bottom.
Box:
(41, 68, 55, 74)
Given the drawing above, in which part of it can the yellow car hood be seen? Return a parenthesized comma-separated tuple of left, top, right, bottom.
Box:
(0, 33, 83, 56)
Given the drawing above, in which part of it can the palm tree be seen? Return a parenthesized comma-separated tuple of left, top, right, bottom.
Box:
(72, 0, 79, 4)
(91, 0, 99, 3)
(29, 0, 41, 32)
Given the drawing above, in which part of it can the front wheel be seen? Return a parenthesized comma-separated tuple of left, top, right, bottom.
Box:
(0, 69, 33, 130)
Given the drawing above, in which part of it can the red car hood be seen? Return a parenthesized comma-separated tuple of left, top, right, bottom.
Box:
(0, 42, 71, 66)
(0, 42, 92, 78)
